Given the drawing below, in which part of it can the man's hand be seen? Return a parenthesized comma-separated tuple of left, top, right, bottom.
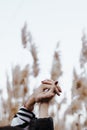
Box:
(24, 79, 62, 111)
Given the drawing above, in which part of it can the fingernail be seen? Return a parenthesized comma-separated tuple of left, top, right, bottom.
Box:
(55, 81, 58, 85)
(58, 93, 60, 96)
(59, 89, 62, 92)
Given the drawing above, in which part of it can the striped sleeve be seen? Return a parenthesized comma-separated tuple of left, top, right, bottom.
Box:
(11, 106, 35, 128)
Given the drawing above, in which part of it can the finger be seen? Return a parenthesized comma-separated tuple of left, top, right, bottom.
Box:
(41, 90, 55, 102)
(57, 85, 62, 92)
(40, 84, 52, 90)
(43, 91, 55, 98)
(42, 81, 52, 85)
(54, 87, 60, 96)
(55, 85, 62, 94)
(54, 81, 62, 92)
(41, 79, 52, 85)
(55, 81, 58, 85)
(41, 79, 55, 85)
(49, 84, 61, 96)
(37, 91, 55, 102)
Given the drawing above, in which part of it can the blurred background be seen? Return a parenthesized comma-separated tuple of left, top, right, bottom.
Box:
(0, 0, 87, 129)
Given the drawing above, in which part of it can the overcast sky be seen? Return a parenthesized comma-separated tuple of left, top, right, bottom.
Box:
(0, 0, 87, 98)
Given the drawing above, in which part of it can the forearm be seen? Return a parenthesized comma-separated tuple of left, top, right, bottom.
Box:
(39, 103, 49, 118)
(24, 94, 35, 111)
(11, 95, 36, 128)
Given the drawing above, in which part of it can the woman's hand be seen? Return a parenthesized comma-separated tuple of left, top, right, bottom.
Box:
(34, 79, 62, 103)
(24, 79, 62, 111)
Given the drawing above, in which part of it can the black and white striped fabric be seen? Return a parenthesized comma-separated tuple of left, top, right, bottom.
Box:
(11, 106, 35, 129)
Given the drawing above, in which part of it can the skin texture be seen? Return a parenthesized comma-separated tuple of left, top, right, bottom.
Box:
(24, 79, 62, 111)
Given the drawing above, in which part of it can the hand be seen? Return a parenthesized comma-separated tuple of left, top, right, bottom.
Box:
(34, 79, 62, 102)
(24, 79, 62, 111)
(41, 79, 62, 95)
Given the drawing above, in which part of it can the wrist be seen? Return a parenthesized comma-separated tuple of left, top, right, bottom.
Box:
(24, 94, 35, 111)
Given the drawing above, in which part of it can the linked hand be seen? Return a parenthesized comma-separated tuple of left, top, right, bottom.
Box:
(34, 79, 62, 103)
(24, 79, 62, 111)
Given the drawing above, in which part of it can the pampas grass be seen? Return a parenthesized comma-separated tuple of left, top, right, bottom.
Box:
(0, 25, 87, 130)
